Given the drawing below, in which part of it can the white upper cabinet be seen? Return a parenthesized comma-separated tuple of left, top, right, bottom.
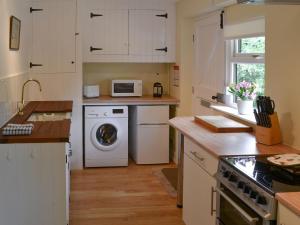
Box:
(88, 9, 129, 55)
(129, 10, 167, 57)
(30, 0, 76, 74)
(81, 0, 176, 63)
(213, 0, 237, 8)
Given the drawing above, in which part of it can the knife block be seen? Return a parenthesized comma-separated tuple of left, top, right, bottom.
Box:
(255, 112, 282, 146)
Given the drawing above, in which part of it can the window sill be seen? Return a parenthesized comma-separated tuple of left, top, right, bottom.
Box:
(210, 104, 256, 125)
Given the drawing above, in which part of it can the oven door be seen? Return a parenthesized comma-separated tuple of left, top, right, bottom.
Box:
(216, 184, 264, 225)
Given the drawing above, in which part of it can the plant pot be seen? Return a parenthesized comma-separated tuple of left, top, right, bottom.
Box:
(237, 100, 253, 115)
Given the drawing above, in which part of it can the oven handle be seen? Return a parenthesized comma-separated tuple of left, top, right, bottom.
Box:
(215, 188, 259, 225)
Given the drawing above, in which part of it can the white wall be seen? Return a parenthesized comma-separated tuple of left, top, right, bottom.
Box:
(83, 63, 171, 96)
(176, 0, 300, 150)
(0, 0, 31, 127)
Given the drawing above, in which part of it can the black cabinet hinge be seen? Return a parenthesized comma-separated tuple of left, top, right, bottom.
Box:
(90, 46, 103, 52)
(156, 13, 168, 19)
(90, 12, 103, 18)
(220, 10, 225, 29)
(193, 34, 195, 43)
(155, 47, 168, 52)
(30, 7, 43, 13)
(30, 62, 43, 68)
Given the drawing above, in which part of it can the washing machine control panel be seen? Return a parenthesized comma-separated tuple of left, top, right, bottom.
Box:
(85, 106, 128, 118)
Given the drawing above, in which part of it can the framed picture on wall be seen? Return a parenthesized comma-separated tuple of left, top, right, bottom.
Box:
(9, 16, 21, 50)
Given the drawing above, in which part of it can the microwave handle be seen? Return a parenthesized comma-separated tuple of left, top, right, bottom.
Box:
(215, 188, 259, 225)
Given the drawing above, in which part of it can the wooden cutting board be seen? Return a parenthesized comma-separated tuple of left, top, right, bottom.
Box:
(194, 116, 253, 133)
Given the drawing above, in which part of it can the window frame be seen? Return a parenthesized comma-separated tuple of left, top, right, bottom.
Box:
(225, 36, 265, 107)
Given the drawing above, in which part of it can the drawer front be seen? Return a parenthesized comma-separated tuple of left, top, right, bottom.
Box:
(184, 138, 218, 176)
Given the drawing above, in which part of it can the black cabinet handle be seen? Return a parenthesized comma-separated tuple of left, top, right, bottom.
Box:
(30, 62, 43, 68)
(155, 47, 168, 52)
(90, 46, 103, 52)
(90, 12, 103, 18)
(156, 13, 168, 18)
(71, 61, 75, 64)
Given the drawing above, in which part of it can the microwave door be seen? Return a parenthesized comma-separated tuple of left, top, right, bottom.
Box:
(114, 83, 134, 94)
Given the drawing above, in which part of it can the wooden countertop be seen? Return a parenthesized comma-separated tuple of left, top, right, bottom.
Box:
(83, 95, 179, 105)
(169, 117, 299, 158)
(276, 192, 300, 216)
(0, 101, 73, 143)
(170, 116, 300, 214)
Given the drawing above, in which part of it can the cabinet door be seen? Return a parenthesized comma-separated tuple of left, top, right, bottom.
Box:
(89, 9, 128, 55)
(277, 203, 300, 225)
(129, 10, 167, 56)
(192, 12, 225, 114)
(31, 1, 76, 74)
(0, 146, 19, 225)
(183, 153, 216, 225)
(213, 0, 236, 8)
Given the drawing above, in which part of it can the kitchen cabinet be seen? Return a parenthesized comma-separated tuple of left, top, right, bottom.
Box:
(192, 12, 225, 115)
(81, 0, 176, 62)
(31, 0, 76, 74)
(0, 143, 70, 225)
(183, 138, 218, 225)
(88, 9, 129, 55)
(277, 203, 300, 225)
(129, 10, 167, 57)
(213, 0, 237, 8)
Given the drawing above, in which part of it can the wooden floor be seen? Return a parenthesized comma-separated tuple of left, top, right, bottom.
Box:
(70, 161, 185, 225)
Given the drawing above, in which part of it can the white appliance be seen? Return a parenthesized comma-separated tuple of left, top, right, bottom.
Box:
(111, 80, 142, 97)
(84, 85, 100, 98)
(84, 106, 128, 167)
(129, 105, 169, 164)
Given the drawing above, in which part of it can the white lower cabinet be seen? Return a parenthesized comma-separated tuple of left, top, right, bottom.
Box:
(277, 203, 300, 225)
(0, 143, 70, 225)
(183, 138, 218, 225)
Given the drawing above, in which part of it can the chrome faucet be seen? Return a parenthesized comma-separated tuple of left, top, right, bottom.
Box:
(18, 79, 42, 115)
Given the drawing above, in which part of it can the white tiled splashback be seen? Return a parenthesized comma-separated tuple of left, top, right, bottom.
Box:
(0, 73, 29, 127)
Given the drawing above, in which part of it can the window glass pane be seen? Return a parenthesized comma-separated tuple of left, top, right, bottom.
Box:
(238, 37, 265, 54)
(235, 63, 265, 96)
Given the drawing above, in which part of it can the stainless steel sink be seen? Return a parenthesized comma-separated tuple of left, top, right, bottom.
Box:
(27, 112, 71, 122)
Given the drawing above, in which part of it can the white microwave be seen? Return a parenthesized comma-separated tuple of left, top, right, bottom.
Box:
(111, 80, 142, 97)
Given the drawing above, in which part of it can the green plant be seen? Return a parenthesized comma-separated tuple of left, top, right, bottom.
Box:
(228, 81, 257, 101)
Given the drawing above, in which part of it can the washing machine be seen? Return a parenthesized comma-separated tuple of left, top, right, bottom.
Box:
(84, 106, 128, 167)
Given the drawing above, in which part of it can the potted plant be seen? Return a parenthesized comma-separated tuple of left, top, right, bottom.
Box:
(228, 81, 257, 115)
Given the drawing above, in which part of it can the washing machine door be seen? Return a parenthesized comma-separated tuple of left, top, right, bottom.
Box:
(91, 120, 122, 151)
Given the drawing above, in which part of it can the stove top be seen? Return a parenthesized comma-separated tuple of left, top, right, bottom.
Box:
(221, 155, 300, 195)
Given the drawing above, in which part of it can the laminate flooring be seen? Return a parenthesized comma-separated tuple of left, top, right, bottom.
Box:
(70, 161, 185, 225)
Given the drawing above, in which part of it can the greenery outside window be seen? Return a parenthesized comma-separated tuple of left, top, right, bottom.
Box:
(226, 36, 265, 103)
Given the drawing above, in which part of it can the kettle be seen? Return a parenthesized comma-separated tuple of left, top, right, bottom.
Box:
(153, 82, 163, 97)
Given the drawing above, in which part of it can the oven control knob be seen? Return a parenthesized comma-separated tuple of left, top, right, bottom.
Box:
(237, 181, 245, 189)
(250, 191, 258, 199)
(222, 171, 230, 178)
(228, 174, 238, 183)
(243, 185, 252, 194)
(257, 196, 267, 205)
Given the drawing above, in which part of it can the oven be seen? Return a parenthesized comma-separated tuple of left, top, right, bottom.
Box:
(216, 184, 276, 225)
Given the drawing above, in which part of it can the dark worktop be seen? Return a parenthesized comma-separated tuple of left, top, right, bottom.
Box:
(0, 101, 73, 143)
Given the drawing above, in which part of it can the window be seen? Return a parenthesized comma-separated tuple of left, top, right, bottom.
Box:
(226, 36, 265, 102)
